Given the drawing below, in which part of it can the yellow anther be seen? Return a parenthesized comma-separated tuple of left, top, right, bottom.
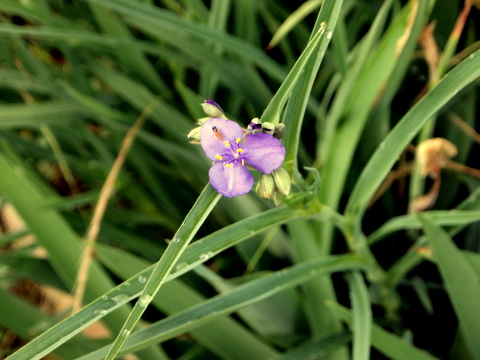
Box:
(223, 141, 230, 147)
(225, 164, 232, 168)
(236, 148, 243, 153)
(215, 154, 223, 160)
(241, 159, 245, 166)
(236, 137, 241, 143)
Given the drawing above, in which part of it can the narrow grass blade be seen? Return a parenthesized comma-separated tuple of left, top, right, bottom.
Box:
(328, 301, 439, 360)
(77, 255, 369, 360)
(83, 0, 286, 82)
(367, 210, 480, 245)
(345, 48, 480, 223)
(281, 0, 342, 173)
(419, 214, 480, 360)
(267, 0, 322, 50)
(97, 245, 279, 360)
(0, 151, 130, 332)
(288, 220, 343, 338)
(0, 288, 94, 359)
(5, 204, 316, 360)
(272, 332, 351, 360)
(0, 100, 84, 128)
(104, 185, 221, 360)
(259, 20, 327, 126)
(347, 272, 371, 360)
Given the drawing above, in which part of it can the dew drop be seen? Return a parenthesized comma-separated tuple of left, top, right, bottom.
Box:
(138, 294, 152, 307)
(326, 31, 333, 40)
(176, 262, 188, 271)
(199, 253, 209, 261)
(94, 309, 107, 317)
(138, 275, 147, 284)
(121, 329, 131, 338)
(111, 293, 130, 304)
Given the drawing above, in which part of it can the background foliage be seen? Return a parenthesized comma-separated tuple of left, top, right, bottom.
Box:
(1, 0, 480, 359)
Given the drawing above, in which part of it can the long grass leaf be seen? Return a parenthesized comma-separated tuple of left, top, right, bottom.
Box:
(104, 185, 221, 359)
(281, 0, 342, 173)
(348, 272, 371, 360)
(97, 245, 279, 360)
(272, 332, 351, 360)
(0, 152, 130, 332)
(367, 210, 480, 245)
(419, 214, 480, 360)
(345, 48, 480, 223)
(83, 0, 286, 82)
(5, 204, 328, 359)
(77, 255, 369, 360)
(328, 301, 438, 360)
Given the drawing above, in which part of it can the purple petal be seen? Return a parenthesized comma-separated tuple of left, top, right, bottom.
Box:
(242, 133, 286, 174)
(208, 161, 254, 197)
(200, 118, 243, 161)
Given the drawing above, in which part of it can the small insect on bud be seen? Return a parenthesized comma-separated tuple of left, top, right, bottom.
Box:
(201, 100, 225, 118)
(256, 174, 275, 199)
(272, 167, 291, 195)
(261, 122, 275, 136)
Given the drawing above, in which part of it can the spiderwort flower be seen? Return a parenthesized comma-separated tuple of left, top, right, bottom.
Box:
(200, 117, 286, 197)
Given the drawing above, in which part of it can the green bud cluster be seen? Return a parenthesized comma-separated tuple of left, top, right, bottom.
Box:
(248, 119, 286, 140)
(255, 167, 291, 206)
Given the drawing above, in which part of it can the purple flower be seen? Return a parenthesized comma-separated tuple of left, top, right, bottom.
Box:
(200, 117, 286, 197)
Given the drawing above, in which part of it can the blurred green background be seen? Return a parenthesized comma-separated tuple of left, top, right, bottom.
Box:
(1, 0, 480, 359)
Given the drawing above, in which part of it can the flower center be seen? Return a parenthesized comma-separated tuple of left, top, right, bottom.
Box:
(215, 137, 244, 162)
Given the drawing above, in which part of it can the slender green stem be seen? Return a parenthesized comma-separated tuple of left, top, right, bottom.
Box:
(105, 184, 221, 359)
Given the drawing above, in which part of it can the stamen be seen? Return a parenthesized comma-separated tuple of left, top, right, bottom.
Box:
(225, 163, 232, 168)
(215, 154, 223, 160)
(236, 148, 243, 153)
(236, 137, 241, 143)
(241, 159, 245, 166)
(223, 141, 230, 147)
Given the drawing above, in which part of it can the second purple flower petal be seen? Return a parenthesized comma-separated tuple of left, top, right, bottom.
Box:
(242, 133, 286, 174)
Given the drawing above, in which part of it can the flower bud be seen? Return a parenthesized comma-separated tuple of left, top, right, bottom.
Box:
(272, 167, 291, 195)
(273, 188, 283, 206)
(201, 100, 225, 118)
(273, 123, 286, 139)
(197, 117, 211, 125)
(248, 118, 262, 133)
(187, 126, 201, 141)
(261, 122, 275, 136)
(256, 173, 275, 199)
